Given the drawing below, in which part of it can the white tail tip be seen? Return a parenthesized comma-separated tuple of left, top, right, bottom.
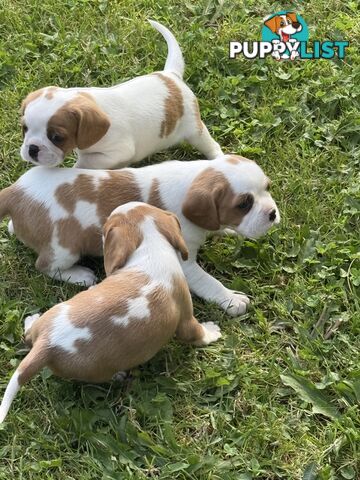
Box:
(0, 370, 20, 424)
(148, 19, 185, 78)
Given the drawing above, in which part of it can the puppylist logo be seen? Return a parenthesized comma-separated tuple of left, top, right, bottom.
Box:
(229, 11, 349, 61)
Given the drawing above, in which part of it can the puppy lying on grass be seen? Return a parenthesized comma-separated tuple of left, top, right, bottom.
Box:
(0, 202, 221, 423)
(0, 155, 280, 316)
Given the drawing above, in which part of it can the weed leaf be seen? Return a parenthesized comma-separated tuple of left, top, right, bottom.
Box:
(280, 374, 340, 419)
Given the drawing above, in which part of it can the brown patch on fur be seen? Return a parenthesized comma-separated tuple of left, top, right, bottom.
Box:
(47, 93, 110, 154)
(0, 185, 59, 274)
(226, 156, 240, 165)
(148, 178, 165, 209)
(2, 187, 55, 271)
(192, 97, 204, 134)
(55, 175, 98, 213)
(21, 88, 45, 114)
(56, 217, 102, 258)
(155, 73, 184, 137)
(53, 170, 142, 259)
(96, 171, 143, 225)
(45, 86, 58, 100)
(226, 155, 252, 165)
(182, 168, 252, 231)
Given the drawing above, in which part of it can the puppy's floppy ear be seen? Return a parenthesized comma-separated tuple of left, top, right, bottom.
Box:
(103, 217, 143, 276)
(182, 169, 227, 231)
(72, 94, 110, 150)
(155, 212, 189, 261)
(264, 15, 279, 33)
(287, 12, 298, 23)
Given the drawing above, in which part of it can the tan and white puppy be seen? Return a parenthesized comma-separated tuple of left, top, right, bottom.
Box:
(20, 20, 222, 169)
(0, 155, 280, 316)
(264, 12, 303, 60)
(0, 202, 221, 423)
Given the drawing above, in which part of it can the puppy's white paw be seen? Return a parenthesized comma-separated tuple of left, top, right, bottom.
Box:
(200, 322, 222, 345)
(112, 371, 127, 383)
(24, 313, 40, 334)
(7, 220, 14, 235)
(221, 292, 250, 317)
(52, 266, 97, 286)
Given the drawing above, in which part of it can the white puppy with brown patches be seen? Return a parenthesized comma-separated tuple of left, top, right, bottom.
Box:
(0, 202, 221, 424)
(20, 20, 222, 169)
(0, 155, 279, 316)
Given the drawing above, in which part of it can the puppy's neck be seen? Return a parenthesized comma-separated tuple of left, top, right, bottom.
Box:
(121, 217, 184, 287)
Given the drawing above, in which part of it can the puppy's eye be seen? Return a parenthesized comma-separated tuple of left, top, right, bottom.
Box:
(280, 21, 285, 26)
(22, 125, 28, 136)
(287, 19, 292, 24)
(49, 133, 64, 145)
(237, 194, 254, 210)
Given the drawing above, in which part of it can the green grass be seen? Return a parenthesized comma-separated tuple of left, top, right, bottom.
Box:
(0, 0, 359, 478)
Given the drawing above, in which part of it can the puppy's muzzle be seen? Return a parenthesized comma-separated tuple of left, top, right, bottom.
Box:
(28, 144, 40, 160)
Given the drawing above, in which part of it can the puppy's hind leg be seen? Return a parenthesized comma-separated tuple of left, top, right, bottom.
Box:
(186, 123, 223, 159)
(36, 251, 97, 287)
(176, 315, 222, 347)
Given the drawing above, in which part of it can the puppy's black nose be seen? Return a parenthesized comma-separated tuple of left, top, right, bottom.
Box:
(269, 209, 276, 222)
(293, 22, 300, 29)
(28, 144, 39, 159)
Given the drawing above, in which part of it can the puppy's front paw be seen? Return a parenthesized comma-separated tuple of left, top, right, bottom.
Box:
(221, 291, 250, 317)
(112, 371, 128, 383)
(200, 322, 222, 345)
(7, 220, 14, 235)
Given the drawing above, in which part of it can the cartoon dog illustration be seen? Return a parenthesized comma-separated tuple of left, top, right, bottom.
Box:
(264, 12, 303, 60)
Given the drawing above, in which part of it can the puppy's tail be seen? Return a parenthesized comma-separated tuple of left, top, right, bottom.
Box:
(0, 343, 47, 423)
(149, 20, 185, 78)
(0, 186, 13, 222)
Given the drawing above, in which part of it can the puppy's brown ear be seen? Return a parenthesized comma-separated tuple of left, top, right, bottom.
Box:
(287, 12, 297, 23)
(264, 15, 279, 33)
(182, 169, 225, 231)
(72, 94, 110, 150)
(103, 218, 143, 276)
(155, 212, 189, 261)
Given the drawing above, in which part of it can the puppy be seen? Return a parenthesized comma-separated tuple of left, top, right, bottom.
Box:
(0, 154, 280, 316)
(20, 20, 222, 169)
(0, 202, 222, 423)
(264, 12, 302, 60)
(264, 12, 302, 42)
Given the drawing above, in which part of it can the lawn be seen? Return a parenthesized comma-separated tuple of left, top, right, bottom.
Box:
(0, 0, 359, 479)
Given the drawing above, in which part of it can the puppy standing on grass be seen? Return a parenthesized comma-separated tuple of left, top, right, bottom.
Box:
(0, 202, 221, 423)
(20, 20, 223, 169)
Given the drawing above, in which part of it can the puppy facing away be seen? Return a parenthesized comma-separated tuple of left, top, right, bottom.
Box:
(0, 202, 221, 423)
(0, 154, 280, 316)
(20, 20, 222, 169)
